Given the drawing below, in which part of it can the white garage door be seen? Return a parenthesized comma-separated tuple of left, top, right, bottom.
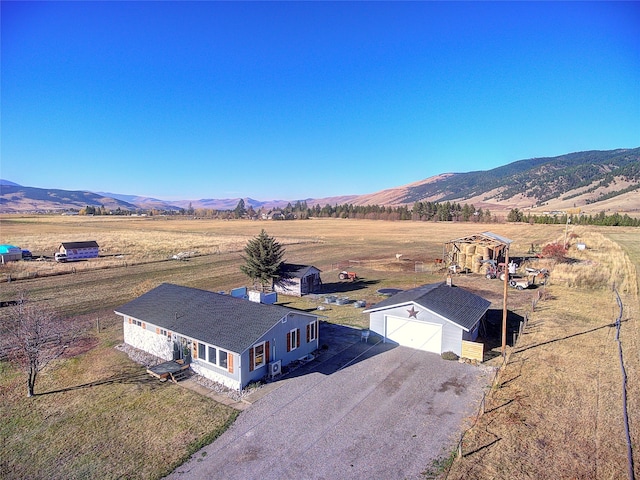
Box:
(385, 316, 442, 353)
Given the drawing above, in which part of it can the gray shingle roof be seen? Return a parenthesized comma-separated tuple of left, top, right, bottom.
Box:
(115, 283, 311, 353)
(281, 263, 321, 279)
(61, 241, 99, 249)
(363, 282, 490, 331)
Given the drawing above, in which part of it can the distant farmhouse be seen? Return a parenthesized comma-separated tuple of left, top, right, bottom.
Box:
(57, 241, 100, 261)
(115, 283, 321, 390)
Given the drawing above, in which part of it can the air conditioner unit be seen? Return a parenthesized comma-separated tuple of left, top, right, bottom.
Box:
(269, 360, 282, 378)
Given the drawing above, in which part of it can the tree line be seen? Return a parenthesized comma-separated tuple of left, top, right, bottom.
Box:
(76, 200, 638, 227)
(506, 208, 640, 227)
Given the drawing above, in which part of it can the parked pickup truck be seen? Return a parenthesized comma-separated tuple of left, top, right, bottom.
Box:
(54, 252, 67, 263)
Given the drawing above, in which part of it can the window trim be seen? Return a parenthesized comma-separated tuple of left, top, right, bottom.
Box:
(289, 328, 299, 351)
(253, 341, 266, 369)
(308, 320, 317, 342)
(208, 345, 217, 365)
(219, 350, 228, 369)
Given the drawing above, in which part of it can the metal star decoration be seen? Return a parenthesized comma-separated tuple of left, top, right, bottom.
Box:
(407, 306, 419, 318)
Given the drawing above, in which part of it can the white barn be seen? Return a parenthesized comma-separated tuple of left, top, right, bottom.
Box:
(57, 241, 100, 260)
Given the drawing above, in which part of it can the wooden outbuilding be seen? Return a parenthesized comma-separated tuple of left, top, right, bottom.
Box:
(273, 264, 322, 297)
(444, 231, 512, 274)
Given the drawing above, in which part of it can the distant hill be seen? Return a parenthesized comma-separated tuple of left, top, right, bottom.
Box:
(0, 185, 138, 213)
(1, 148, 639, 214)
(345, 148, 640, 214)
(0, 179, 21, 187)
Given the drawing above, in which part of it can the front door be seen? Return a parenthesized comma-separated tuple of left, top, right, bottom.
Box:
(173, 335, 192, 363)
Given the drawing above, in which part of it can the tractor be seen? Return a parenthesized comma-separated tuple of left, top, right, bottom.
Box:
(339, 271, 358, 281)
(481, 259, 506, 280)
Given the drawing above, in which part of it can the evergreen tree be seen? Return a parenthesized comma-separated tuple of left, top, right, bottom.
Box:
(234, 199, 246, 219)
(240, 230, 286, 291)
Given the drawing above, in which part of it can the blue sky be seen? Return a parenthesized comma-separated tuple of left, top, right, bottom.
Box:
(2, 1, 639, 201)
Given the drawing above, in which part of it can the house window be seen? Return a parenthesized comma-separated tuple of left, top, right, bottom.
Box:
(198, 343, 206, 360)
(208, 346, 217, 365)
(288, 328, 300, 352)
(308, 321, 317, 342)
(219, 350, 228, 369)
(253, 342, 265, 369)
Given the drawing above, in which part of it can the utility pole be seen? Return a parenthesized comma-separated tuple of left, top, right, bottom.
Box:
(563, 215, 570, 248)
(501, 246, 509, 358)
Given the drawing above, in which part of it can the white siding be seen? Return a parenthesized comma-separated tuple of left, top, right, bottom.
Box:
(191, 362, 240, 390)
(368, 304, 466, 356)
(440, 321, 464, 356)
(123, 319, 173, 361)
(385, 316, 442, 353)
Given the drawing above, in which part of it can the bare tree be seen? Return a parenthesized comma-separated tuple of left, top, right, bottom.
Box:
(3, 293, 75, 397)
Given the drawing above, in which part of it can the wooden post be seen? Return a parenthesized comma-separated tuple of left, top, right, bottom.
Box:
(502, 247, 509, 357)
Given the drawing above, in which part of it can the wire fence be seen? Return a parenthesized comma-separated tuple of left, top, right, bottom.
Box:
(614, 288, 635, 480)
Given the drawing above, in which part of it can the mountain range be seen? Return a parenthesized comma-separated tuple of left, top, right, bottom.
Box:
(1, 148, 639, 214)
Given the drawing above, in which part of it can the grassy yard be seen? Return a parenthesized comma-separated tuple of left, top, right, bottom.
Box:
(0, 216, 637, 479)
(445, 227, 640, 479)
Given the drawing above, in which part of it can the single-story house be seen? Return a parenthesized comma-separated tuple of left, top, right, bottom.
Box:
(57, 241, 100, 260)
(273, 263, 322, 296)
(363, 281, 490, 357)
(0, 244, 23, 263)
(115, 283, 320, 390)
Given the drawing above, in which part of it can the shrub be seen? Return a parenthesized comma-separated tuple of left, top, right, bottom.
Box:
(441, 351, 459, 361)
(541, 243, 568, 262)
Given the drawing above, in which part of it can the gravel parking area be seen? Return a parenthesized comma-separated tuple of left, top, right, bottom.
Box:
(166, 323, 494, 480)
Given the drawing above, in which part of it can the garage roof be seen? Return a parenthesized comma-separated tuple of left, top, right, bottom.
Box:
(363, 282, 491, 331)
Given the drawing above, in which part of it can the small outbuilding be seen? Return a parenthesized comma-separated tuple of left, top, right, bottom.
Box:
(444, 231, 512, 274)
(57, 241, 100, 261)
(0, 244, 23, 263)
(364, 282, 490, 358)
(273, 264, 322, 297)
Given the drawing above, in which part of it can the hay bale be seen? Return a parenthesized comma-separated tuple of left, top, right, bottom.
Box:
(456, 253, 466, 266)
(480, 246, 491, 259)
(472, 254, 483, 273)
(465, 244, 477, 255)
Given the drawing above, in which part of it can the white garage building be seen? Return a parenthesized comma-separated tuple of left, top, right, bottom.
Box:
(364, 282, 490, 357)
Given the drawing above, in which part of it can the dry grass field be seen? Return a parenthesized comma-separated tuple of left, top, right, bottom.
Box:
(0, 215, 638, 479)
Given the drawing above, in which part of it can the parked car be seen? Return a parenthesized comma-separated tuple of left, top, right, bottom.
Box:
(54, 252, 67, 263)
(21, 249, 32, 260)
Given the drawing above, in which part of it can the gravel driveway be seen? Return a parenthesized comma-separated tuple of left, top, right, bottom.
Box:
(166, 323, 494, 480)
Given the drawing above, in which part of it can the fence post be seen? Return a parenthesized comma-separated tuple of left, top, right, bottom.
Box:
(457, 439, 463, 459)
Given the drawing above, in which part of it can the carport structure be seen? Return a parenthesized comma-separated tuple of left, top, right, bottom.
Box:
(444, 231, 512, 275)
